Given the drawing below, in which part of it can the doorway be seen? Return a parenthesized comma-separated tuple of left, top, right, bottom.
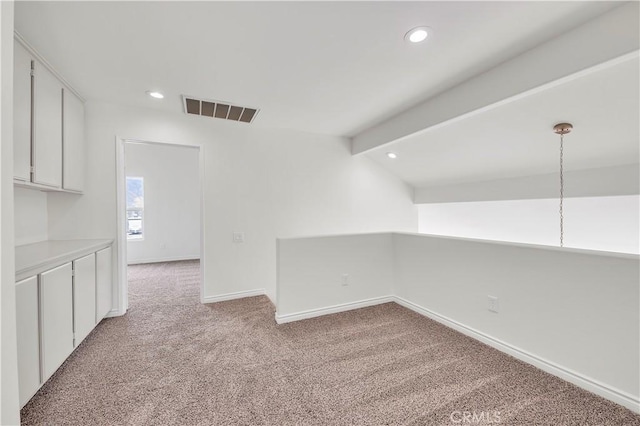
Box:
(116, 139, 205, 313)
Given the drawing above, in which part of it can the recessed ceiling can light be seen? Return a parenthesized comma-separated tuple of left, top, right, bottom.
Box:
(146, 91, 164, 99)
(387, 152, 398, 159)
(405, 26, 429, 43)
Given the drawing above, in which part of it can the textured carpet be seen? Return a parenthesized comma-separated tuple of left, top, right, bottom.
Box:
(20, 260, 640, 425)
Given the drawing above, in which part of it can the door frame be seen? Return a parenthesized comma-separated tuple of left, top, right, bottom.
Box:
(115, 137, 205, 315)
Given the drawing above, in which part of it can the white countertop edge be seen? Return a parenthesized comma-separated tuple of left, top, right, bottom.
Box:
(276, 232, 639, 261)
(394, 232, 640, 260)
(15, 239, 114, 282)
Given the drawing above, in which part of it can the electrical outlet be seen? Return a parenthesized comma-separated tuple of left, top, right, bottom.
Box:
(341, 274, 349, 286)
(488, 296, 499, 313)
(160, 243, 166, 249)
(232, 232, 245, 243)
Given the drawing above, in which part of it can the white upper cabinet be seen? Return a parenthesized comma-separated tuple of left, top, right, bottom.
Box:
(32, 60, 63, 188)
(13, 41, 32, 182)
(14, 37, 85, 193)
(62, 89, 84, 192)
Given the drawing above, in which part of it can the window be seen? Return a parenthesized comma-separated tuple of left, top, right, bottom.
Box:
(126, 177, 144, 240)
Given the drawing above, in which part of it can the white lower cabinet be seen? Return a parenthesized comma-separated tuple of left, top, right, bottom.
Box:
(73, 254, 96, 346)
(15, 276, 41, 407)
(16, 243, 112, 407)
(40, 263, 74, 382)
(96, 247, 113, 321)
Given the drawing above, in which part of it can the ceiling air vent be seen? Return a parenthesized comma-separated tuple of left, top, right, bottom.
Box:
(182, 96, 259, 124)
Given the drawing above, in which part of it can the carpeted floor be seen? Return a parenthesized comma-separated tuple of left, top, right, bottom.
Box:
(20, 260, 640, 425)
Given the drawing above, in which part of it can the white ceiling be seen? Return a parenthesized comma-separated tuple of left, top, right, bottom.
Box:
(365, 56, 640, 188)
(15, 1, 621, 137)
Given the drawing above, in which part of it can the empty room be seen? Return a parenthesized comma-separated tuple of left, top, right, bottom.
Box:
(123, 141, 202, 309)
(0, 1, 638, 425)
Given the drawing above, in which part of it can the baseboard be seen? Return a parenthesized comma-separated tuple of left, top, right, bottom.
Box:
(105, 308, 124, 318)
(393, 296, 640, 414)
(127, 256, 199, 265)
(202, 288, 266, 304)
(275, 295, 394, 324)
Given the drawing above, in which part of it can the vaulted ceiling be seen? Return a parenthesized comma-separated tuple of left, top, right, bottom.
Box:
(366, 56, 640, 187)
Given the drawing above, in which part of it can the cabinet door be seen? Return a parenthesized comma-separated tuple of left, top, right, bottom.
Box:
(13, 41, 32, 182)
(73, 254, 96, 345)
(96, 247, 113, 321)
(32, 61, 62, 188)
(16, 276, 40, 408)
(40, 263, 74, 381)
(62, 88, 84, 192)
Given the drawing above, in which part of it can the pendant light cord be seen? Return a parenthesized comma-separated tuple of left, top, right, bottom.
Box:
(559, 134, 564, 247)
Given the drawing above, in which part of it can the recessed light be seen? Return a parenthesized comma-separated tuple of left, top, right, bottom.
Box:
(387, 152, 398, 159)
(146, 91, 164, 99)
(405, 27, 429, 43)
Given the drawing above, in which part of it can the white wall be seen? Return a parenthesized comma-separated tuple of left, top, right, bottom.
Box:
(14, 188, 48, 246)
(275, 232, 640, 411)
(418, 195, 639, 254)
(46, 100, 418, 306)
(125, 142, 200, 265)
(1, 1, 21, 423)
(393, 233, 639, 410)
(276, 233, 394, 322)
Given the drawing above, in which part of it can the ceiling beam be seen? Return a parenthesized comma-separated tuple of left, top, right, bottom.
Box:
(351, 2, 640, 155)
(414, 164, 640, 204)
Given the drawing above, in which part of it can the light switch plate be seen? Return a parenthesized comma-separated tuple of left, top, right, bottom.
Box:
(341, 274, 349, 286)
(488, 295, 499, 313)
(232, 232, 245, 243)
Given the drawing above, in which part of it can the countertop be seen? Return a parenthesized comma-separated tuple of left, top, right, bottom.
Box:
(15, 239, 113, 282)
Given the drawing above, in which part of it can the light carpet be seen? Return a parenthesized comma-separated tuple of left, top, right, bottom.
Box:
(20, 260, 640, 425)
